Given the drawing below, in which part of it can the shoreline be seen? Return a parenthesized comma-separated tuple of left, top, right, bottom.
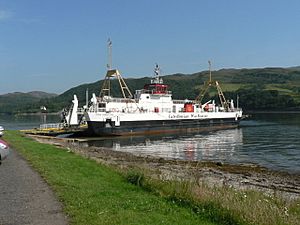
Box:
(29, 134, 300, 200)
(245, 110, 300, 114)
(16, 112, 61, 116)
(0, 112, 60, 116)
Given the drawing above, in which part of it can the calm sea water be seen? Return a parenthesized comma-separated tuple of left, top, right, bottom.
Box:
(0, 114, 61, 130)
(1, 113, 300, 173)
(86, 113, 300, 174)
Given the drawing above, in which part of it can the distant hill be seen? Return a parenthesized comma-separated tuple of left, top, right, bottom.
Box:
(0, 91, 57, 114)
(2, 91, 57, 99)
(2, 67, 300, 113)
(50, 66, 300, 112)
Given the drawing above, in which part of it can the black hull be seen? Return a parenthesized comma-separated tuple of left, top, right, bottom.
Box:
(87, 118, 241, 136)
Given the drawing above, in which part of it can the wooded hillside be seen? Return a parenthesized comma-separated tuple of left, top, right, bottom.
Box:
(1, 67, 300, 114)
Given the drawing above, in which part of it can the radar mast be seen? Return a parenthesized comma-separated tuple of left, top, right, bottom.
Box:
(151, 63, 163, 84)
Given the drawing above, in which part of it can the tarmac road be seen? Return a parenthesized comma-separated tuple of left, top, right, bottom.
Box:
(0, 149, 68, 225)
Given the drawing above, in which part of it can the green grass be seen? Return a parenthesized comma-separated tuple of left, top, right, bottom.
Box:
(5, 131, 300, 225)
(4, 131, 217, 225)
(194, 83, 246, 93)
(147, 180, 300, 225)
(218, 83, 246, 92)
(265, 84, 294, 93)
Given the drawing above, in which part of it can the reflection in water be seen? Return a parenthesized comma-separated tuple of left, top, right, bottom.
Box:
(2, 113, 300, 173)
(41, 114, 47, 124)
(87, 128, 244, 162)
(85, 114, 300, 174)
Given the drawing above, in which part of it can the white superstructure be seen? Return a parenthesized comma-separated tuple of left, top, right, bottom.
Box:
(84, 63, 243, 136)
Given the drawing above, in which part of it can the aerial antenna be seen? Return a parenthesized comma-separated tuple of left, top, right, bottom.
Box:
(154, 63, 160, 76)
(152, 63, 163, 84)
(107, 38, 112, 70)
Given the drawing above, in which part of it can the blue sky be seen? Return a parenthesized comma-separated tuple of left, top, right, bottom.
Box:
(1, 0, 300, 94)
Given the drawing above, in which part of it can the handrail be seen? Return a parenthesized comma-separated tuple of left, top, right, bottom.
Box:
(40, 123, 64, 129)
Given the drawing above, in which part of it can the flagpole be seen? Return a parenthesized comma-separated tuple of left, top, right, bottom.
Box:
(107, 38, 112, 70)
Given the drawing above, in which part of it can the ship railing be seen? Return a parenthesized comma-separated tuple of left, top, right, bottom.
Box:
(89, 107, 106, 113)
(226, 108, 243, 112)
(235, 108, 243, 112)
(104, 98, 136, 103)
(77, 108, 85, 114)
(40, 123, 64, 130)
(173, 100, 186, 104)
(141, 90, 172, 95)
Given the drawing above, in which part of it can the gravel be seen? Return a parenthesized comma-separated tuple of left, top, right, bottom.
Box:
(0, 149, 68, 225)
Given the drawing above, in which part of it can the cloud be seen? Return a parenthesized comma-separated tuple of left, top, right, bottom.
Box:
(0, 9, 13, 21)
(0, 9, 42, 24)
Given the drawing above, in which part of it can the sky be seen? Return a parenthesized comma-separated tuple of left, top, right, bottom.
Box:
(1, 0, 300, 94)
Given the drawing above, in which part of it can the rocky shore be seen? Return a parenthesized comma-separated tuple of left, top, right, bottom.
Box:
(29, 134, 300, 201)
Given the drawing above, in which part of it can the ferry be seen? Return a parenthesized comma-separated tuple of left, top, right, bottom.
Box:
(83, 62, 243, 136)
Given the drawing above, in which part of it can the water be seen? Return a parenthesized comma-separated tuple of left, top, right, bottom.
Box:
(86, 113, 300, 174)
(0, 114, 61, 130)
(1, 113, 300, 173)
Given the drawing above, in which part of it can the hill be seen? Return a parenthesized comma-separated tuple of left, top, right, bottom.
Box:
(2, 67, 300, 113)
(50, 66, 300, 112)
(0, 91, 57, 114)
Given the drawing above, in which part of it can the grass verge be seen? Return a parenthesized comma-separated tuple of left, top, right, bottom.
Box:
(4, 131, 300, 225)
(139, 177, 300, 225)
(4, 130, 218, 225)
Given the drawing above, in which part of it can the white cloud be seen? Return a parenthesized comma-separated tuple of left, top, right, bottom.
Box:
(0, 9, 13, 21)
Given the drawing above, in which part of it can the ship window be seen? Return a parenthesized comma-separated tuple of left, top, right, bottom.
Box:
(146, 96, 149, 99)
(99, 103, 106, 108)
(172, 105, 176, 113)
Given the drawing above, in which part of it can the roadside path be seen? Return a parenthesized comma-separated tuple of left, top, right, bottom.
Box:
(0, 149, 68, 225)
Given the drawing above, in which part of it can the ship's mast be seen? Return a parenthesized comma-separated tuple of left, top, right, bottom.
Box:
(195, 61, 229, 110)
(100, 39, 133, 99)
(107, 38, 112, 70)
(208, 60, 212, 83)
(152, 63, 163, 84)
